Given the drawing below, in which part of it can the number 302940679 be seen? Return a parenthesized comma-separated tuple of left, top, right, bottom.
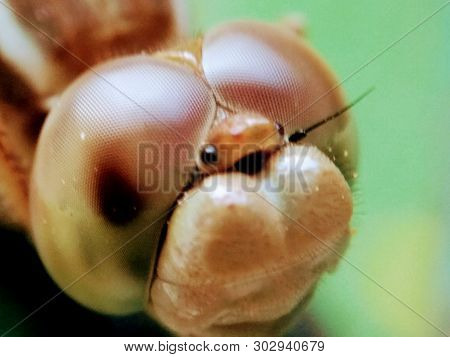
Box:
(0, 0, 362, 336)
(254, 340, 325, 352)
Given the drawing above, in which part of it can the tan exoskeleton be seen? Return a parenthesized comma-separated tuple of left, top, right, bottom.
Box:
(0, 1, 357, 336)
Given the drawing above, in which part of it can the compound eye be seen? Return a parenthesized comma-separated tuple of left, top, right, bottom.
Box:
(202, 21, 347, 137)
(30, 55, 215, 314)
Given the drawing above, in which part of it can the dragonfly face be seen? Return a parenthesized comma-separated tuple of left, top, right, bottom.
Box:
(0, 3, 356, 336)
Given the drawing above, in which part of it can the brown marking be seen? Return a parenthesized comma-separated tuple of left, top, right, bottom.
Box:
(0, 56, 38, 110)
(0, 104, 33, 228)
(0, 57, 47, 143)
(10, 0, 177, 76)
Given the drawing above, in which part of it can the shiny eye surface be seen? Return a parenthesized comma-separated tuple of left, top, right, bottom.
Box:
(202, 21, 347, 140)
(200, 144, 219, 165)
(30, 55, 216, 314)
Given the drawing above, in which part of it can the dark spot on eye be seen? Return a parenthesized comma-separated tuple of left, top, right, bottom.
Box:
(288, 130, 306, 143)
(276, 122, 285, 136)
(234, 151, 269, 175)
(200, 144, 218, 165)
(96, 167, 142, 225)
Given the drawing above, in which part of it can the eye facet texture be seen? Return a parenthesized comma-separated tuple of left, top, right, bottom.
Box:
(26, 18, 357, 336)
(30, 56, 215, 314)
(202, 21, 348, 147)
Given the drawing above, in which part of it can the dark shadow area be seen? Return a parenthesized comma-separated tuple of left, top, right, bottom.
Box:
(0, 227, 169, 336)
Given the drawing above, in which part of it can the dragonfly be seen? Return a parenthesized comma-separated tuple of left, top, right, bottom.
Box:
(0, 0, 359, 336)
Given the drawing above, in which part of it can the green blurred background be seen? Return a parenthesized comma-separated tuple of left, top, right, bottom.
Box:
(0, 0, 448, 336)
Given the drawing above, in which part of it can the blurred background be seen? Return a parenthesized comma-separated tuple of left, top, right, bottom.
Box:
(0, 0, 448, 336)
